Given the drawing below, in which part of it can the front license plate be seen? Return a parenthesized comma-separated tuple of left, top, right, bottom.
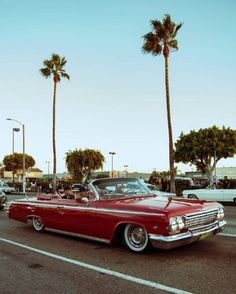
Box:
(200, 232, 211, 239)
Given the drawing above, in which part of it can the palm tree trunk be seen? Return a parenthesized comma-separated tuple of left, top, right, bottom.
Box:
(164, 55, 176, 193)
(52, 80, 57, 192)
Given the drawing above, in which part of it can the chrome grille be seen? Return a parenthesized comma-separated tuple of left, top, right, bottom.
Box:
(185, 209, 218, 232)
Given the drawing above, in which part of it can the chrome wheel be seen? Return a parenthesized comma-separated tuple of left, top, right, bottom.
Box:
(124, 224, 149, 253)
(32, 217, 44, 232)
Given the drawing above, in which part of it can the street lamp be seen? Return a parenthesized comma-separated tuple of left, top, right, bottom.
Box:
(124, 165, 128, 177)
(45, 160, 50, 179)
(7, 118, 26, 194)
(12, 127, 20, 153)
(109, 152, 116, 178)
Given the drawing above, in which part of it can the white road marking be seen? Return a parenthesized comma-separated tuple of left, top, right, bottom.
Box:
(0, 237, 193, 294)
(219, 232, 236, 237)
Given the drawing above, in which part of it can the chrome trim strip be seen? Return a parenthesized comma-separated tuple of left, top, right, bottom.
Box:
(9, 200, 164, 216)
(149, 220, 227, 243)
(45, 228, 110, 244)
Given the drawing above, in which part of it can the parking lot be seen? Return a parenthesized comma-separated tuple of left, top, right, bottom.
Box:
(0, 195, 236, 294)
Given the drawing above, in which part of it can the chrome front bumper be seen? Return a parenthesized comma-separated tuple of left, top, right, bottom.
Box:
(149, 220, 227, 250)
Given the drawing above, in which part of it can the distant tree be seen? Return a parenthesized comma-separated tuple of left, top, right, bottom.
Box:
(40, 53, 70, 192)
(95, 173, 109, 179)
(149, 170, 169, 185)
(149, 168, 178, 191)
(65, 149, 105, 182)
(174, 126, 236, 180)
(142, 14, 182, 193)
(3, 153, 35, 183)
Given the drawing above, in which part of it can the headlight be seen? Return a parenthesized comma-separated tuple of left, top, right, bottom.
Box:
(169, 216, 185, 232)
(217, 207, 224, 219)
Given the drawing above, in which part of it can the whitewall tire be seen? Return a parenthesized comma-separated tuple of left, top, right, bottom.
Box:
(124, 224, 149, 253)
(32, 217, 44, 232)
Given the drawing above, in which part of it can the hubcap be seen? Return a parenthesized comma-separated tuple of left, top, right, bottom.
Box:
(33, 218, 43, 230)
(128, 226, 146, 248)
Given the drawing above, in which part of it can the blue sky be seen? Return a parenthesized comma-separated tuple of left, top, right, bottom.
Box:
(1, 0, 236, 174)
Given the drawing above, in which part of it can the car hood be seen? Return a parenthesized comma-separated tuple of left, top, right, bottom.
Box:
(101, 195, 220, 217)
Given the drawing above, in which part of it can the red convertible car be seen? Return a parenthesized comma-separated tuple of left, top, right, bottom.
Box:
(8, 177, 226, 253)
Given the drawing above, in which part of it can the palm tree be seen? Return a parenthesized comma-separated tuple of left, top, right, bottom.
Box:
(65, 149, 105, 182)
(40, 54, 70, 192)
(142, 15, 182, 193)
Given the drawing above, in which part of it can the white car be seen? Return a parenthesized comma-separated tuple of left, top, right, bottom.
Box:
(146, 183, 176, 197)
(0, 182, 16, 194)
(182, 183, 236, 203)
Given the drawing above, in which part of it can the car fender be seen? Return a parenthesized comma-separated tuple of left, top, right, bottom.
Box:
(111, 220, 146, 243)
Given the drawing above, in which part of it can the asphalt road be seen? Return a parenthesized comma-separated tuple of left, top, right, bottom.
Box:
(0, 195, 236, 294)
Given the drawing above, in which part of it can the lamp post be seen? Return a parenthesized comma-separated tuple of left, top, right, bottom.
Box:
(109, 152, 116, 178)
(12, 127, 20, 154)
(7, 118, 26, 194)
(124, 165, 128, 177)
(45, 160, 50, 179)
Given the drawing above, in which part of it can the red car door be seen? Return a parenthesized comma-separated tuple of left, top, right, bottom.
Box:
(53, 199, 99, 237)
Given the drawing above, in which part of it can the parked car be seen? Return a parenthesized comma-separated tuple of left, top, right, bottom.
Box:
(182, 182, 236, 203)
(71, 183, 86, 193)
(146, 183, 176, 197)
(8, 177, 226, 253)
(0, 182, 16, 194)
(175, 176, 195, 187)
(0, 190, 7, 210)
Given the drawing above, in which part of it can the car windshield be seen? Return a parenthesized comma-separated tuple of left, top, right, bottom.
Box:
(91, 178, 151, 199)
(147, 184, 159, 191)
